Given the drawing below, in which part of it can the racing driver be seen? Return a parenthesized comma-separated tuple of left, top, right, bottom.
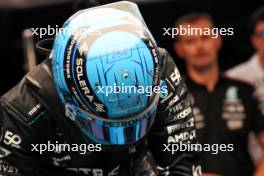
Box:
(0, 1, 200, 176)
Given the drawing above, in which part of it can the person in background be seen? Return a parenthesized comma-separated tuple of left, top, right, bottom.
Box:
(227, 6, 264, 167)
(173, 12, 264, 176)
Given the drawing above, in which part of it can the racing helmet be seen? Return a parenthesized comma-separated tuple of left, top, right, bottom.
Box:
(51, 1, 160, 145)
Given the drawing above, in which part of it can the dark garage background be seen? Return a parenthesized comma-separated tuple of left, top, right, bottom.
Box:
(0, 0, 263, 95)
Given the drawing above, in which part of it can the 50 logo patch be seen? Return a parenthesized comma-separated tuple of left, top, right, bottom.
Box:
(3, 131, 21, 149)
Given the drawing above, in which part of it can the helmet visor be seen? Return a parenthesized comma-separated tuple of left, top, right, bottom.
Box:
(66, 92, 159, 145)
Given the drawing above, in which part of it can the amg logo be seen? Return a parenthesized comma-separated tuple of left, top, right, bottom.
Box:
(167, 130, 196, 143)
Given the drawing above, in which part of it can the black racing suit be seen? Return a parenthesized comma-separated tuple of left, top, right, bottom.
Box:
(0, 48, 200, 176)
(185, 74, 264, 176)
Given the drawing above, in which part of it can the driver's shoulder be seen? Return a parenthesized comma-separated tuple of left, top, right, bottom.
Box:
(0, 59, 55, 129)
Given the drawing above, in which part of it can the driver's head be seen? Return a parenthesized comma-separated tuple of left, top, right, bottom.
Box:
(250, 6, 264, 59)
(174, 13, 222, 72)
(51, 2, 160, 145)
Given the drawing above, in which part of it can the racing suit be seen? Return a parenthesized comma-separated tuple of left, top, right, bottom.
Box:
(185, 73, 264, 176)
(227, 54, 264, 165)
(0, 48, 200, 176)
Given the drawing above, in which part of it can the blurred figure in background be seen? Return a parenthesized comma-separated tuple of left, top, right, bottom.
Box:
(173, 13, 264, 176)
(227, 6, 264, 167)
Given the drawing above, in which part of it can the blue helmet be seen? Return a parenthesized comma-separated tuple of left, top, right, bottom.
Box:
(51, 1, 160, 145)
